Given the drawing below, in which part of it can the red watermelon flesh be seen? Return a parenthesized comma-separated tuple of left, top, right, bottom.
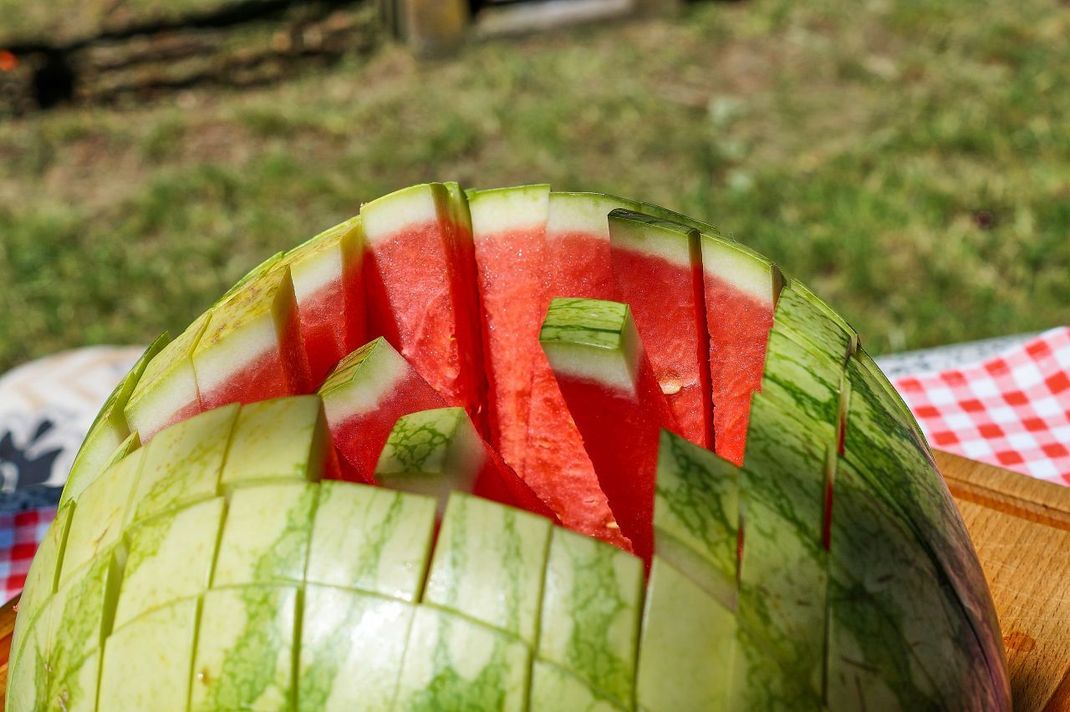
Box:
(320, 337, 449, 483)
(540, 298, 678, 565)
(544, 192, 638, 301)
(702, 237, 779, 465)
(192, 265, 311, 411)
(286, 217, 365, 385)
(468, 185, 551, 473)
(609, 210, 712, 449)
(360, 184, 483, 423)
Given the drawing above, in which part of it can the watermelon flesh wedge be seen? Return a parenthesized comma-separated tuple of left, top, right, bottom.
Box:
(319, 336, 448, 483)
(283, 216, 365, 385)
(192, 264, 311, 411)
(360, 183, 484, 423)
(540, 297, 678, 565)
(609, 209, 712, 448)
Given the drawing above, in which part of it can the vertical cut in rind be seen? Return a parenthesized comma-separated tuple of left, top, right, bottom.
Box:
(193, 264, 310, 408)
(361, 183, 483, 420)
(99, 596, 199, 712)
(212, 481, 319, 587)
(220, 396, 331, 490)
(653, 429, 739, 607)
(14, 503, 72, 633)
(773, 280, 856, 365)
(62, 333, 167, 505)
(116, 497, 225, 628)
(125, 314, 210, 442)
(306, 481, 436, 602)
(537, 526, 644, 708)
(393, 605, 532, 712)
(424, 493, 551, 645)
(191, 585, 298, 711)
(129, 403, 239, 526)
(60, 447, 143, 585)
(609, 209, 712, 447)
(7, 595, 55, 712)
(298, 585, 414, 711)
(529, 660, 627, 712)
(636, 556, 736, 712)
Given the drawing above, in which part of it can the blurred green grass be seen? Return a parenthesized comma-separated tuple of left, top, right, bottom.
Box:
(1, 0, 1068, 372)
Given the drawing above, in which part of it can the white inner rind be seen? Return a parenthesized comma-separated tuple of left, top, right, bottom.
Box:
(542, 322, 641, 397)
(547, 192, 636, 240)
(609, 217, 693, 268)
(361, 184, 443, 246)
(290, 243, 343, 304)
(469, 184, 551, 238)
(193, 316, 278, 394)
(125, 362, 198, 438)
(701, 237, 775, 307)
(321, 343, 408, 424)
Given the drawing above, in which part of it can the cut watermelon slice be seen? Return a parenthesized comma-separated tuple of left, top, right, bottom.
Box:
(468, 184, 551, 472)
(523, 191, 639, 548)
(193, 265, 310, 410)
(319, 337, 448, 483)
(124, 316, 209, 442)
(609, 209, 712, 448)
(360, 183, 483, 421)
(283, 216, 365, 384)
(375, 406, 557, 521)
(540, 297, 677, 565)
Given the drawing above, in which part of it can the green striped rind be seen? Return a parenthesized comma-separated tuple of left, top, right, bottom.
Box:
(219, 251, 284, 304)
(537, 527, 644, 708)
(61, 333, 166, 506)
(14, 503, 72, 638)
(49, 646, 100, 712)
(541, 297, 631, 352)
(60, 446, 143, 586)
(843, 356, 1010, 705)
(99, 596, 199, 712)
(299, 585, 414, 711)
(220, 395, 328, 489)
(284, 217, 360, 264)
(191, 585, 298, 710)
(854, 346, 929, 449)
(116, 497, 224, 627)
(530, 660, 626, 712)
(306, 481, 437, 602)
(320, 335, 395, 397)
(394, 605, 531, 712)
(441, 181, 473, 235)
(773, 281, 857, 364)
(424, 493, 552, 645)
(762, 326, 843, 432)
(653, 430, 738, 606)
(731, 389, 830, 709)
(637, 556, 736, 711)
(129, 403, 239, 525)
(827, 456, 981, 710)
(8, 596, 56, 712)
(212, 482, 318, 587)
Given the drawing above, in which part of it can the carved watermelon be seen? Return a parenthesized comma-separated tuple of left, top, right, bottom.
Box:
(8, 183, 1009, 711)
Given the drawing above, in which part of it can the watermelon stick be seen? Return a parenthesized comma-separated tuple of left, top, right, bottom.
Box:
(609, 209, 712, 449)
(375, 406, 558, 523)
(540, 297, 679, 565)
(319, 337, 449, 484)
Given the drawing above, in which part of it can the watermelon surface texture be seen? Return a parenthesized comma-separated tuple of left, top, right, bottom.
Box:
(8, 183, 1010, 712)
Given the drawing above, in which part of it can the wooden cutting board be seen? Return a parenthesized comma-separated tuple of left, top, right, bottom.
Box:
(0, 451, 1065, 710)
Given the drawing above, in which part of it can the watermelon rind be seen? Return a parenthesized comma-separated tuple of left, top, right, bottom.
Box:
(539, 297, 640, 394)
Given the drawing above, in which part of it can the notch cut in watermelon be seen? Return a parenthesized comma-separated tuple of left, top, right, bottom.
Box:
(193, 264, 311, 411)
(360, 183, 484, 423)
(319, 336, 448, 484)
(609, 209, 712, 449)
(283, 216, 365, 385)
(540, 297, 678, 565)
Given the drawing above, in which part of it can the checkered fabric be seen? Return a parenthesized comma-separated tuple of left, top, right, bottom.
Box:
(0, 508, 55, 599)
(894, 327, 1070, 486)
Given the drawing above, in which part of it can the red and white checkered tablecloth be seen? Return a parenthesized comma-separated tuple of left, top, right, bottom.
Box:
(894, 327, 1070, 486)
(0, 331, 1068, 601)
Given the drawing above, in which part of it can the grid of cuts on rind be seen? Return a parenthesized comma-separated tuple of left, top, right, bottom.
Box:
(11, 182, 1009, 712)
